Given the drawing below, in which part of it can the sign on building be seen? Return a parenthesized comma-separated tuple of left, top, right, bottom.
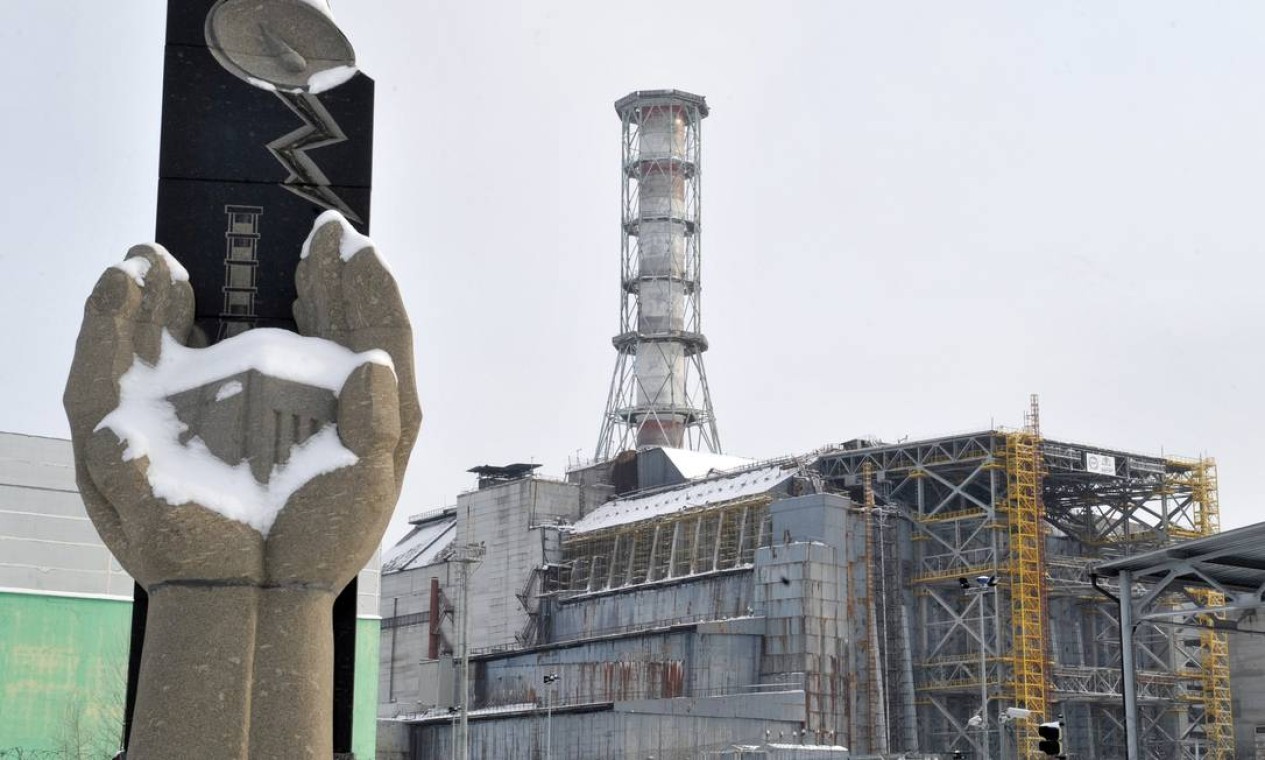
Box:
(1085, 453, 1117, 476)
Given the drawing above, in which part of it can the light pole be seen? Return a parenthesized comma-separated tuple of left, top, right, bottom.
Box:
(543, 672, 559, 760)
(453, 542, 485, 760)
(960, 575, 999, 760)
(447, 706, 459, 760)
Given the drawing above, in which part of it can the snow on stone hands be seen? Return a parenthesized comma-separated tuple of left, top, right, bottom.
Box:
(301, 209, 393, 273)
(97, 328, 394, 537)
(111, 242, 190, 285)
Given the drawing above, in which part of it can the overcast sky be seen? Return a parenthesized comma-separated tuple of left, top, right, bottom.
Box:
(3, 2, 1263, 547)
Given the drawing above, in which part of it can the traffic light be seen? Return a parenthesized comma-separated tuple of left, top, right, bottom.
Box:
(1037, 720, 1062, 757)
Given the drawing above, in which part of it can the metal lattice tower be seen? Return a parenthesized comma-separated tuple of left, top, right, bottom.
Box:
(596, 90, 720, 460)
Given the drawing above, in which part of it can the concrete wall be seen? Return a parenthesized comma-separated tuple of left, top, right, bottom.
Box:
(0, 432, 132, 597)
(457, 478, 582, 651)
(377, 719, 411, 760)
(379, 477, 586, 718)
(379, 561, 455, 717)
(758, 494, 856, 746)
(471, 624, 765, 708)
(1231, 627, 1265, 760)
(412, 695, 807, 760)
(383, 488, 871, 759)
(552, 570, 755, 641)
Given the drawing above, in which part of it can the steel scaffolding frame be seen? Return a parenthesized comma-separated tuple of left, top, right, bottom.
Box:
(860, 462, 917, 754)
(818, 431, 1008, 759)
(1001, 399, 1049, 759)
(815, 423, 1225, 760)
(1171, 459, 1233, 760)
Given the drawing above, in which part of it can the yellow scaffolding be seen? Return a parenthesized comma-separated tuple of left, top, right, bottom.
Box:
(1191, 458, 1222, 536)
(1001, 396, 1049, 760)
(1187, 459, 1233, 760)
(1186, 586, 1234, 760)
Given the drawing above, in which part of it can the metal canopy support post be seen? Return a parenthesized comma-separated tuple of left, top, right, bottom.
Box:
(1118, 569, 1140, 760)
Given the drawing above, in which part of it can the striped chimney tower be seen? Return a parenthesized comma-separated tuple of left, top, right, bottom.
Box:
(596, 90, 720, 459)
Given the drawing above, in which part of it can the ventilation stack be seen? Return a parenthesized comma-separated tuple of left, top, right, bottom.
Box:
(596, 90, 721, 460)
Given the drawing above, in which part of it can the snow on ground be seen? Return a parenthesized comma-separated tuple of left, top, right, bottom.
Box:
(97, 329, 392, 536)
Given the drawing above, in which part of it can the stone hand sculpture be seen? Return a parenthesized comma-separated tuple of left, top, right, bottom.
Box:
(63, 214, 420, 759)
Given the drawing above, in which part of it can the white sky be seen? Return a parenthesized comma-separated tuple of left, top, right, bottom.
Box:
(2, 2, 1263, 548)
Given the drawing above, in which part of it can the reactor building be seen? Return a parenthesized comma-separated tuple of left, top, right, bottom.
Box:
(376, 91, 1238, 760)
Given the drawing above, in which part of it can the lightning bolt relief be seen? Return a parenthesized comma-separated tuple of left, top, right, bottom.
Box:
(269, 92, 362, 223)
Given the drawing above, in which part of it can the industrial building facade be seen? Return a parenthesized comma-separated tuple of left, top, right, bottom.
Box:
(377, 407, 1243, 760)
(0, 431, 383, 758)
(375, 87, 1244, 760)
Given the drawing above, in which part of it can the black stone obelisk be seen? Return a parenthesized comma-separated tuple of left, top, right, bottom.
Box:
(158, 0, 373, 340)
(123, 2, 375, 754)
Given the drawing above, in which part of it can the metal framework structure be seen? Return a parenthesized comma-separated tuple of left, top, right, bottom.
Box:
(559, 496, 770, 595)
(814, 402, 1225, 760)
(1094, 509, 1265, 760)
(596, 90, 720, 460)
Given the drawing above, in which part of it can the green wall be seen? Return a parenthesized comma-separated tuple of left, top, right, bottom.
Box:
(1, 592, 381, 759)
(354, 617, 381, 759)
(0, 592, 131, 757)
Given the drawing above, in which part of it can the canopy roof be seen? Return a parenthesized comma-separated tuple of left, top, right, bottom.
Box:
(1094, 520, 1265, 598)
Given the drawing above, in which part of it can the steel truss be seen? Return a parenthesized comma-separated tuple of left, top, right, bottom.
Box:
(559, 497, 771, 596)
(815, 426, 1223, 760)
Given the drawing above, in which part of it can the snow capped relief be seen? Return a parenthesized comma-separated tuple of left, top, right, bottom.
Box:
(97, 329, 392, 537)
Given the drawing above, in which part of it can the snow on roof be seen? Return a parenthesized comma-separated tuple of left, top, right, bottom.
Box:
(382, 516, 457, 573)
(659, 447, 754, 479)
(567, 463, 795, 534)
